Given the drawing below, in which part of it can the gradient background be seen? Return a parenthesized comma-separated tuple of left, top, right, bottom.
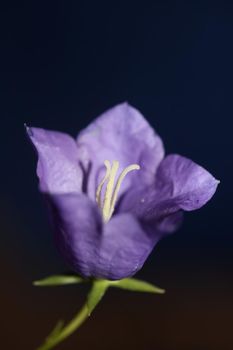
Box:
(0, 1, 232, 349)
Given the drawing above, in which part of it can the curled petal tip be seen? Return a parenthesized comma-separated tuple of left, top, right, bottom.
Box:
(24, 123, 33, 137)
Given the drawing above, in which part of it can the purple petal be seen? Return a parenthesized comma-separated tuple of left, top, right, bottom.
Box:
(120, 154, 219, 231)
(26, 126, 83, 193)
(47, 191, 157, 279)
(76, 102, 164, 199)
(155, 211, 184, 234)
(47, 192, 103, 277)
(96, 213, 158, 280)
(155, 154, 219, 211)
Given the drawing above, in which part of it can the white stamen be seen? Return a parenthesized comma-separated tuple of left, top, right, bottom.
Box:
(109, 164, 140, 218)
(96, 160, 140, 222)
(102, 160, 119, 222)
(95, 160, 111, 208)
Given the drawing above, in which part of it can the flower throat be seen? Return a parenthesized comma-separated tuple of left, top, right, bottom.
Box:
(96, 160, 140, 222)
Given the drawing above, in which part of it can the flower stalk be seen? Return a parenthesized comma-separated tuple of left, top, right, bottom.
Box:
(34, 275, 165, 350)
(36, 279, 109, 350)
(36, 304, 89, 350)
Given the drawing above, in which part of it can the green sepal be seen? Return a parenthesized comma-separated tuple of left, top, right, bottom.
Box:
(110, 277, 165, 294)
(35, 277, 164, 350)
(33, 274, 86, 287)
(87, 280, 110, 315)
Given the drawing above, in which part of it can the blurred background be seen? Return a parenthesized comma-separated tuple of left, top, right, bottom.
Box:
(0, 1, 232, 349)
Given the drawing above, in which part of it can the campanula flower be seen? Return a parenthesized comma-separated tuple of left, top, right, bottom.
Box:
(26, 103, 219, 280)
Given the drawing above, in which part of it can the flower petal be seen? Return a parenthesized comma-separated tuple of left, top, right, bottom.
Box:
(95, 213, 159, 280)
(46, 192, 103, 277)
(46, 191, 158, 279)
(120, 154, 219, 230)
(155, 154, 219, 212)
(26, 126, 83, 193)
(76, 102, 164, 199)
(155, 211, 184, 234)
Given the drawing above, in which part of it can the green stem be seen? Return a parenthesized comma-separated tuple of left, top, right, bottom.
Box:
(36, 304, 89, 350)
(34, 276, 164, 349)
(36, 279, 110, 350)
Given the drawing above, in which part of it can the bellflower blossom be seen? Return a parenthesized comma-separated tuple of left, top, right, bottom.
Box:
(26, 103, 219, 280)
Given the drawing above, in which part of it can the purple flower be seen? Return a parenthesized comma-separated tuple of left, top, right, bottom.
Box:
(26, 103, 219, 280)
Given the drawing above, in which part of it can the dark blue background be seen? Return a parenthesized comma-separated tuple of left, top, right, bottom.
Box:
(0, 2, 232, 349)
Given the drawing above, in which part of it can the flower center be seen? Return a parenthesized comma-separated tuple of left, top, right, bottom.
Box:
(96, 160, 140, 222)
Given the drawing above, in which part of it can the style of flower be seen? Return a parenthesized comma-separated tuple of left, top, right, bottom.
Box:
(26, 103, 219, 280)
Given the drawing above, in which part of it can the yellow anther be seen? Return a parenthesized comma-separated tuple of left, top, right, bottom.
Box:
(96, 160, 140, 222)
